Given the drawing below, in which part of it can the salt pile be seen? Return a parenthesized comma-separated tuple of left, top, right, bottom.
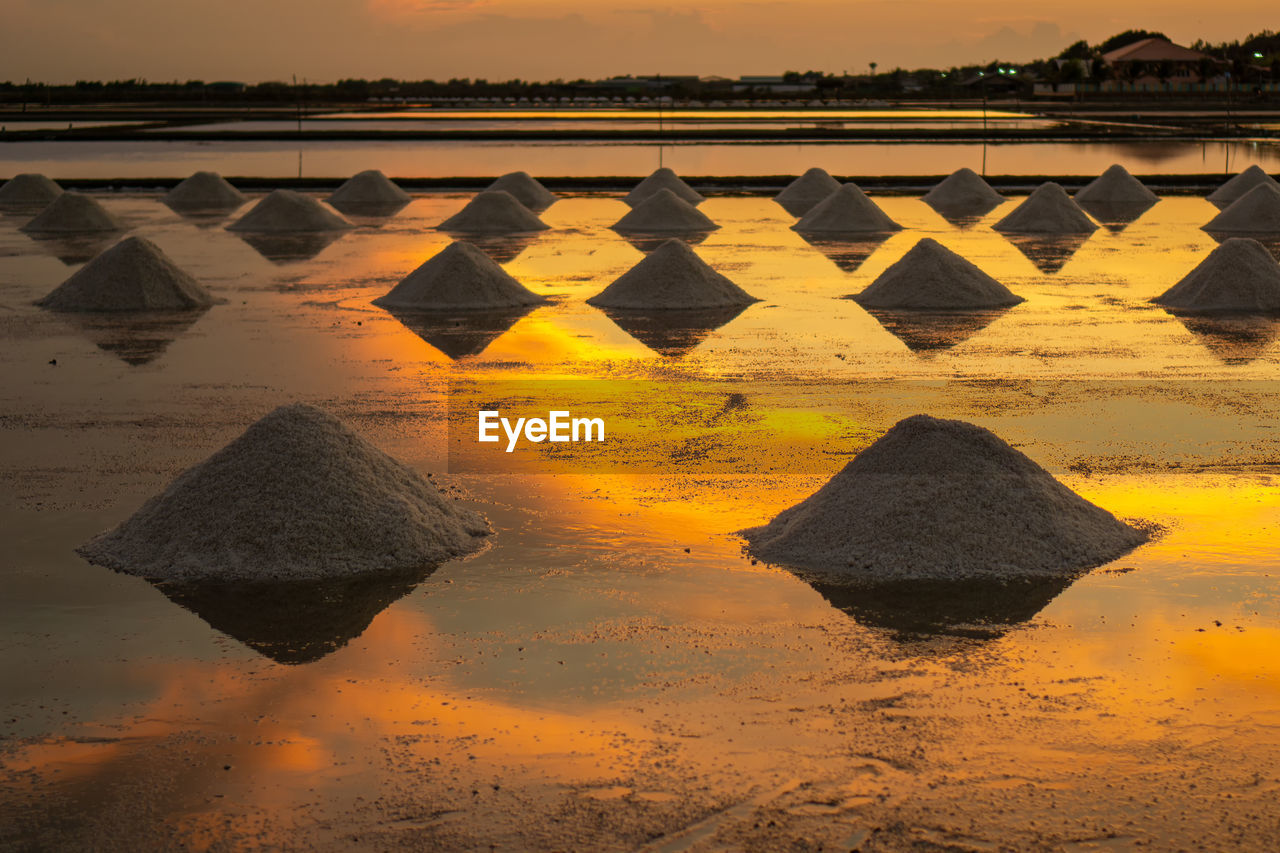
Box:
(1152, 238, 1280, 312)
(163, 172, 246, 213)
(437, 190, 550, 234)
(1202, 184, 1280, 233)
(373, 241, 547, 311)
(850, 238, 1023, 310)
(587, 239, 757, 310)
(775, 168, 841, 216)
(741, 414, 1146, 579)
(612, 188, 719, 233)
(37, 236, 217, 313)
(792, 184, 901, 234)
(1073, 164, 1158, 205)
(485, 171, 557, 211)
(1207, 165, 1280, 209)
(78, 403, 491, 581)
(921, 168, 1004, 215)
(21, 192, 121, 233)
(227, 190, 353, 232)
(327, 169, 411, 212)
(623, 168, 703, 208)
(0, 173, 63, 211)
(992, 183, 1098, 234)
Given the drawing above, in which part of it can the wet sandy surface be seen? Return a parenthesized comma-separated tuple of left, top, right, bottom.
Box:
(3, 190, 1280, 850)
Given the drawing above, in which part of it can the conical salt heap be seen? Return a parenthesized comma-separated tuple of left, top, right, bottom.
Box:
(1207, 165, 1280, 209)
(612, 188, 719, 233)
(164, 172, 246, 213)
(587, 239, 757, 310)
(374, 242, 546, 312)
(992, 182, 1098, 234)
(0, 173, 63, 211)
(793, 184, 901, 234)
(1202, 184, 1280, 233)
(624, 167, 703, 208)
(327, 169, 411, 212)
(438, 190, 549, 234)
(775, 168, 842, 216)
(1074, 164, 1158, 206)
(741, 414, 1146, 580)
(485, 171, 557, 211)
(1152, 238, 1280, 313)
(37, 236, 217, 313)
(78, 403, 492, 581)
(851, 238, 1024, 310)
(227, 189, 353, 232)
(921, 168, 1004, 216)
(21, 192, 121, 234)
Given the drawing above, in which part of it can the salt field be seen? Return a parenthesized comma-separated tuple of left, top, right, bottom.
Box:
(4, 168, 1280, 849)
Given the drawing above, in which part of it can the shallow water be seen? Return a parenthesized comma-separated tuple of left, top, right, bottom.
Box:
(2, 190, 1280, 850)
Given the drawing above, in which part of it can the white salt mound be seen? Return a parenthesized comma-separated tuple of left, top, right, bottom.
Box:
(921, 168, 1004, 213)
(1152, 238, 1280, 312)
(21, 192, 121, 233)
(624, 168, 703, 208)
(37, 236, 217, 313)
(327, 169, 411, 209)
(775, 168, 842, 216)
(0, 173, 63, 210)
(1202, 184, 1280, 233)
(851, 238, 1024, 310)
(164, 172, 246, 212)
(1207, 165, 1280, 208)
(741, 414, 1146, 580)
(793, 184, 901, 234)
(485, 171, 557, 211)
(587, 239, 757, 310)
(373, 241, 546, 312)
(78, 403, 491, 581)
(612, 188, 719, 233)
(1074, 164, 1157, 205)
(227, 190, 353, 233)
(437, 190, 549, 234)
(992, 183, 1098, 234)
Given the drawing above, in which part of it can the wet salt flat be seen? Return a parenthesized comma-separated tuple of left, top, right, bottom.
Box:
(2, 138, 1279, 180)
(3, 189, 1280, 850)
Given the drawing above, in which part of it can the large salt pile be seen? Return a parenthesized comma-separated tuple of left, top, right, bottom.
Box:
(327, 169, 411, 213)
(227, 190, 353, 233)
(587, 239, 757, 310)
(437, 190, 550, 234)
(993, 183, 1098, 233)
(374, 241, 547, 312)
(1074, 164, 1158, 206)
(792, 184, 901, 234)
(21, 192, 121, 233)
(1207, 165, 1280, 209)
(1202, 184, 1280, 233)
(1152, 238, 1280, 312)
(164, 172, 246, 213)
(623, 168, 703, 208)
(78, 403, 492, 581)
(850, 238, 1024, 310)
(485, 171, 557, 211)
(37, 236, 217, 312)
(612, 188, 719, 233)
(741, 414, 1146, 579)
(0, 173, 63, 211)
(775, 168, 842, 216)
(921, 168, 1004, 216)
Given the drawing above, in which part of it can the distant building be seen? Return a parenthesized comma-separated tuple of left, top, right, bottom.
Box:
(734, 75, 818, 94)
(1099, 37, 1217, 89)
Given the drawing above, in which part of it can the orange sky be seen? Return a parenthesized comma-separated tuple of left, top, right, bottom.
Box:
(0, 0, 1273, 84)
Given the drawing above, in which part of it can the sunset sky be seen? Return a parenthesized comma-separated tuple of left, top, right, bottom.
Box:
(1, 0, 1272, 84)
